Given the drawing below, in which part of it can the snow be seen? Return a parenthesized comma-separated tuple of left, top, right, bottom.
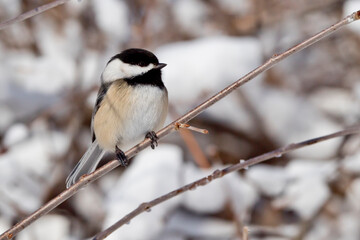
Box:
(17, 215, 71, 240)
(0, 51, 63, 131)
(225, 172, 258, 220)
(182, 164, 228, 213)
(246, 165, 287, 197)
(250, 160, 336, 221)
(342, 134, 360, 156)
(6, 51, 74, 94)
(172, 0, 210, 36)
(309, 87, 359, 123)
(278, 178, 330, 220)
(72, 184, 105, 222)
(347, 178, 360, 211)
(80, 51, 102, 88)
(250, 88, 342, 159)
(0, 131, 69, 176)
(91, 0, 129, 43)
(32, 18, 77, 90)
(285, 159, 337, 181)
(3, 123, 29, 147)
(251, 226, 298, 240)
(0, 106, 14, 133)
(0, 130, 70, 216)
(157, 36, 261, 106)
(304, 216, 334, 240)
(215, 0, 252, 15)
(355, 82, 360, 100)
(63, 20, 83, 59)
(0, 0, 21, 17)
(255, 160, 336, 220)
(182, 164, 257, 214)
(102, 145, 183, 240)
(0, 217, 10, 235)
(2, 23, 32, 46)
(338, 213, 360, 240)
(156, 36, 262, 131)
(343, 1, 360, 35)
(342, 150, 360, 174)
(65, 0, 88, 15)
(160, 210, 236, 239)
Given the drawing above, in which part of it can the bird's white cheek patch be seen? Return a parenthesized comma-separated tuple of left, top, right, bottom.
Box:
(124, 64, 155, 78)
(102, 59, 155, 83)
(102, 59, 126, 83)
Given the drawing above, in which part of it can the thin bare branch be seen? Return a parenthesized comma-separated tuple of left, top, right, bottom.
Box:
(1, 10, 359, 240)
(0, 0, 71, 30)
(175, 123, 209, 134)
(243, 226, 249, 240)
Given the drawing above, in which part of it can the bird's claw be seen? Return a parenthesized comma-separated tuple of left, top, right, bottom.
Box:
(146, 131, 159, 149)
(115, 146, 129, 167)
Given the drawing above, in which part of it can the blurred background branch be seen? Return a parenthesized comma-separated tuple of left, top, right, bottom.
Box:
(0, 0, 71, 30)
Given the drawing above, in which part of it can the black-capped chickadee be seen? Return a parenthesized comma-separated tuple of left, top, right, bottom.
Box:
(66, 48, 168, 188)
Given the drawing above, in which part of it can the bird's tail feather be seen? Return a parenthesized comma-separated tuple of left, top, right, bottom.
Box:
(66, 140, 105, 188)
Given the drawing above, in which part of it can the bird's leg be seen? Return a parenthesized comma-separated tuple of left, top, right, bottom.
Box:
(145, 131, 159, 149)
(115, 146, 129, 167)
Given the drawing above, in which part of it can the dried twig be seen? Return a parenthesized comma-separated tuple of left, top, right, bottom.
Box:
(176, 122, 211, 168)
(94, 125, 360, 240)
(1, 10, 359, 240)
(0, 0, 71, 31)
(175, 122, 209, 134)
(243, 226, 249, 240)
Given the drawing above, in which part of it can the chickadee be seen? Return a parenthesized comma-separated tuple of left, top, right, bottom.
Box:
(66, 48, 168, 188)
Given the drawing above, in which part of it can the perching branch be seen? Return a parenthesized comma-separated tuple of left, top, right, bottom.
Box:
(1, 10, 359, 240)
(0, 0, 71, 30)
(94, 125, 360, 239)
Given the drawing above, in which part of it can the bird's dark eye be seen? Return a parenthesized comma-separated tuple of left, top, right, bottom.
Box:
(139, 62, 149, 67)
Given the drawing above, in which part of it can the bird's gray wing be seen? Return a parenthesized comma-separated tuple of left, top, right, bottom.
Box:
(91, 82, 111, 142)
(65, 139, 105, 188)
(66, 82, 111, 188)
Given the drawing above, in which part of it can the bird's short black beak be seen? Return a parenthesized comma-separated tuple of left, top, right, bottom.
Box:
(155, 63, 167, 69)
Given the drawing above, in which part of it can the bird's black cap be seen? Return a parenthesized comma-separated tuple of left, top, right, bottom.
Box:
(109, 48, 160, 67)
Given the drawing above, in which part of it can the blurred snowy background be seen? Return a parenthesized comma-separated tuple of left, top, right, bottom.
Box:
(0, 0, 360, 239)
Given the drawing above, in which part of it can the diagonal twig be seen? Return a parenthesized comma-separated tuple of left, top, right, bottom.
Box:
(1, 10, 359, 240)
(94, 125, 360, 239)
(0, 0, 72, 31)
(243, 226, 249, 240)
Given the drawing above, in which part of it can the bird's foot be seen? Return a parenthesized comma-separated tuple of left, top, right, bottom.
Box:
(115, 146, 129, 167)
(145, 131, 159, 149)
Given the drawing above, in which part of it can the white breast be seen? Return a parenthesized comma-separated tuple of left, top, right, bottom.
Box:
(93, 82, 168, 151)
